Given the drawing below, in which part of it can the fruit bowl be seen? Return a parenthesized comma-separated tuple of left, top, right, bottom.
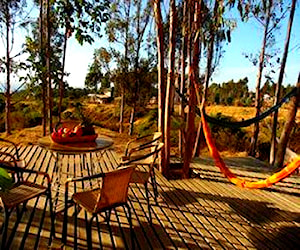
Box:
(51, 132, 98, 144)
(51, 123, 97, 144)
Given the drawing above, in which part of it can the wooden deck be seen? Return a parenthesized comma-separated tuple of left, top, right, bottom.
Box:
(1, 144, 300, 249)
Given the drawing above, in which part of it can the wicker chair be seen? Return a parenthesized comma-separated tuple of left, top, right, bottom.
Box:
(63, 166, 135, 249)
(0, 153, 55, 249)
(120, 142, 164, 223)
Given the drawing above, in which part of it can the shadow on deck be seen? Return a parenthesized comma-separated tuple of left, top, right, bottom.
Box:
(1, 146, 300, 249)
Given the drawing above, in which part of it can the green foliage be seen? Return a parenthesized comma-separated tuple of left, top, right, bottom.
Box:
(209, 112, 249, 152)
(208, 78, 252, 106)
(112, 60, 157, 108)
(0, 167, 13, 192)
(85, 60, 103, 91)
(54, 0, 110, 45)
(136, 109, 158, 137)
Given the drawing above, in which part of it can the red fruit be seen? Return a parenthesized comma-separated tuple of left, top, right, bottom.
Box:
(63, 128, 70, 134)
(74, 126, 83, 136)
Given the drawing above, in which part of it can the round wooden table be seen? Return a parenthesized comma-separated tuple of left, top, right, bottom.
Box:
(37, 136, 113, 155)
(37, 135, 114, 213)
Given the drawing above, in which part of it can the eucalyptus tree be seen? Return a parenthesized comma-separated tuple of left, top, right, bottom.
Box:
(0, 0, 31, 135)
(53, 0, 110, 122)
(271, 0, 297, 165)
(23, 0, 110, 134)
(241, 0, 287, 157)
(23, 6, 64, 134)
(106, 0, 153, 135)
(85, 47, 111, 91)
(193, 0, 234, 157)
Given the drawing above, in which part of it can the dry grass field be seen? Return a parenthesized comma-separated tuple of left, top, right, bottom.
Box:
(1, 104, 299, 155)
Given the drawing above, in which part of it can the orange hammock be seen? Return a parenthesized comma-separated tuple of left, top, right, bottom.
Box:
(201, 109, 300, 189)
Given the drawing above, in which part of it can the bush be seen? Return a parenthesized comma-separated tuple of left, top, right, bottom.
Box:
(209, 112, 249, 152)
(136, 109, 158, 136)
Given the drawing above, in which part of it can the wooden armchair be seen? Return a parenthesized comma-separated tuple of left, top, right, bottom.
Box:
(0, 153, 55, 249)
(63, 165, 135, 249)
(120, 142, 164, 223)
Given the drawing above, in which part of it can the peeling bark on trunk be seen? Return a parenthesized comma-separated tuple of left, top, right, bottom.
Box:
(164, 0, 177, 178)
(40, 0, 47, 136)
(5, 3, 11, 135)
(58, 27, 68, 122)
(46, 0, 52, 133)
(153, 0, 166, 173)
(129, 106, 135, 135)
(183, 0, 199, 178)
(270, 0, 296, 165)
(119, 89, 124, 133)
(193, 0, 219, 158)
(179, 0, 187, 158)
(275, 73, 300, 168)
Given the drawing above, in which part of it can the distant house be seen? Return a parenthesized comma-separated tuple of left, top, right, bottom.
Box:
(88, 87, 114, 104)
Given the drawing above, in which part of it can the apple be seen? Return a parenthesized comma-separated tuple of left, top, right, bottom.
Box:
(57, 128, 64, 135)
(63, 127, 70, 134)
(74, 125, 83, 136)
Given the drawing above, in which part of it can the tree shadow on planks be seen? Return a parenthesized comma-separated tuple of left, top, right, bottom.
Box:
(58, 215, 201, 249)
(248, 224, 300, 249)
(160, 189, 300, 226)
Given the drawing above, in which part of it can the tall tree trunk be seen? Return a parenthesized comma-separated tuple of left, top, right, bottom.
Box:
(249, 0, 272, 157)
(129, 106, 135, 135)
(179, 0, 187, 158)
(46, 0, 52, 133)
(164, 0, 176, 178)
(274, 73, 300, 168)
(5, 3, 11, 135)
(183, 0, 199, 178)
(40, 0, 47, 136)
(193, 0, 220, 158)
(119, 1, 131, 134)
(119, 88, 124, 133)
(58, 27, 68, 122)
(270, 0, 296, 165)
(153, 0, 165, 172)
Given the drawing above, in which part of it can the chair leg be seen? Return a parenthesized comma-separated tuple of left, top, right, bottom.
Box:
(86, 215, 94, 250)
(125, 203, 134, 249)
(144, 183, 152, 224)
(105, 209, 111, 223)
(150, 170, 159, 204)
(62, 192, 70, 244)
(48, 190, 56, 240)
(1, 208, 10, 250)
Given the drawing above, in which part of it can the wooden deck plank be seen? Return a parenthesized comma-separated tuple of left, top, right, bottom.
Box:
(1, 145, 300, 249)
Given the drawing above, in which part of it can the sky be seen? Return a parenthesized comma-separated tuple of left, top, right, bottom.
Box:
(0, 1, 299, 92)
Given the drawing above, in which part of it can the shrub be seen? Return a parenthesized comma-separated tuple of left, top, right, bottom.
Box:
(208, 112, 249, 152)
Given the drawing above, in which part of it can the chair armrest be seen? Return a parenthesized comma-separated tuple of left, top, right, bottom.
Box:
(0, 161, 51, 184)
(0, 152, 19, 166)
(0, 138, 20, 159)
(124, 134, 156, 156)
(65, 172, 106, 185)
(127, 142, 156, 156)
(119, 152, 152, 166)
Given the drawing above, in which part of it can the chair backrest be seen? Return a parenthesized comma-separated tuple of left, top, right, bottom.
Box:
(94, 166, 135, 213)
(128, 142, 164, 173)
(0, 138, 20, 160)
